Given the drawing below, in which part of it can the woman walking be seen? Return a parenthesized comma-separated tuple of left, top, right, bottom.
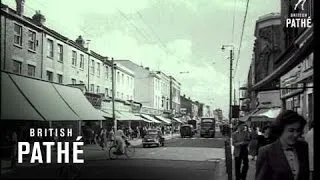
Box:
(255, 110, 309, 180)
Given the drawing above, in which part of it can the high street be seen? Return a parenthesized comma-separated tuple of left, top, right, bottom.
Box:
(2, 132, 227, 179)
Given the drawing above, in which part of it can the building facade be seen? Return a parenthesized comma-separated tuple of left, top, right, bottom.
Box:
(170, 76, 181, 116)
(0, 2, 113, 96)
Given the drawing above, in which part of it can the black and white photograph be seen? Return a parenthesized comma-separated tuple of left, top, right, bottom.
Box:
(0, 0, 314, 179)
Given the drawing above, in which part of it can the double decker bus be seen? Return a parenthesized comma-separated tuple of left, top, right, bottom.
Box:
(200, 117, 216, 138)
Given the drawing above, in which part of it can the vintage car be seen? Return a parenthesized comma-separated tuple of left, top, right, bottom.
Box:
(180, 124, 194, 138)
(142, 129, 165, 148)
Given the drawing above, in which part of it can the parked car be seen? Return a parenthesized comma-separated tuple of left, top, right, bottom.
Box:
(142, 129, 165, 148)
(180, 124, 194, 138)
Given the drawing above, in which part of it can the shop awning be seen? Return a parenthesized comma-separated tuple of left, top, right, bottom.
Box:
(239, 107, 282, 122)
(99, 110, 113, 119)
(10, 73, 80, 121)
(117, 111, 150, 122)
(256, 108, 282, 118)
(53, 84, 106, 120)
(1, 72, 44, 121)
(140, 114, 161, 123)
(155, 116, 172, 124)
(172, 117, 183, 123)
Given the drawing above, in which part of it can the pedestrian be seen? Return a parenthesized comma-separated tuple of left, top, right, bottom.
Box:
(248, 126, 259, 160)
(99, 128, 106, 150)
(136, 126, 140, 139)
(305, 120, 313, 180)
(257, 125, 276, 149)
(232, 123, 251, 180)
(255, 110, 309, 180)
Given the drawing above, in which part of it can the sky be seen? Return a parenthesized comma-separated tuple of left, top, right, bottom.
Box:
(3, 0, 280, 118)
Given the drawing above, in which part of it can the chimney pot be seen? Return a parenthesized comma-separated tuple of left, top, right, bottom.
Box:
(32, 10, 46, 26)
(15, 0, 25, 16)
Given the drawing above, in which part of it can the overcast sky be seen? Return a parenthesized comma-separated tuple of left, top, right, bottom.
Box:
(3, 0, 280, 118)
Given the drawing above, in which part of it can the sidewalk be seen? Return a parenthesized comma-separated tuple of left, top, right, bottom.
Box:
(0, 133, 180, 175)
(215, 156, 256, 180)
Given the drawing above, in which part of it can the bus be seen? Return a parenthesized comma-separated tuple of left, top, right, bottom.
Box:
(200, 117, 216, 138)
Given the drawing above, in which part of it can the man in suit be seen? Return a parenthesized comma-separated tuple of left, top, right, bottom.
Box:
(232, 123, 251, 180)
(255, 110, 309, 180)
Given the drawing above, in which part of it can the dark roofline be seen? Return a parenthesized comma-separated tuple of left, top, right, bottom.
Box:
(1, 3, 113, 57)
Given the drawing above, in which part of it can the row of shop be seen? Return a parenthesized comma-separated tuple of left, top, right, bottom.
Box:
(0, 70, 184, 140)
(240, 26, 313, 131)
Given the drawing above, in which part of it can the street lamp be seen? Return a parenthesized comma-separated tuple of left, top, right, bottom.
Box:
(221, 44, 234, 180)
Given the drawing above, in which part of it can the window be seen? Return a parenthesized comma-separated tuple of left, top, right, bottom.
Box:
(71, 78, 76, 84)
(91, 60, 95, 74)
(90, 84, 94, 92)
(72, 51, 77, 66)
(96, 86, 100, 93)
(47, 39, 53, 58)
(28, 30, 36, 51)
(105, 88, 109, 97)
(46, 71, 53, 82)
(27, 64, 35, 77)
(121, 93, 124, 99)
(14, 24, 22, 46)
(105, 66, 109, 79)
(117, 72, 120, 83)
(57, 44, 63, 62)
(122, 74, 124, 84)
(80, 54, 84, 69)
(57, 74, 63, 84)
(12, 60, 22, 74)
(97, 63, 100, 76)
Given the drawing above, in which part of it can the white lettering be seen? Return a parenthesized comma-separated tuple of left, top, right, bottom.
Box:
(66, 129, 72, 137)
(37, 128, 42, 137)
(30, 129, 35, 137)
(30, 142, 43, 163)
(18, 142, 30, 163)
(57, 142, 69, 163)
(73, 141, 84, 163)
(43, 142, 54, 163)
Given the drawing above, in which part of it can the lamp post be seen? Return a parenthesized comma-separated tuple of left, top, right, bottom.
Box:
(221, 44, 234, 180)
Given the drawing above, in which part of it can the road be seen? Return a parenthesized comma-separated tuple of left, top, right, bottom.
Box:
(2, 132, 227, 180)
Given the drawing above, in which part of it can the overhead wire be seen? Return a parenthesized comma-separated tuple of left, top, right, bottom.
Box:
(234, 0, 250, 80)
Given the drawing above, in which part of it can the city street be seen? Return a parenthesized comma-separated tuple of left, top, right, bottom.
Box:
(2, 132, 227, 179)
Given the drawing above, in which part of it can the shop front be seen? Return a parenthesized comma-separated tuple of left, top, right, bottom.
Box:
(280, 52, 313, 126)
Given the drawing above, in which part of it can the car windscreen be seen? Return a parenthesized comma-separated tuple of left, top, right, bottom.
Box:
(147, 131, 158, 135)
(201, 123, 213, 127)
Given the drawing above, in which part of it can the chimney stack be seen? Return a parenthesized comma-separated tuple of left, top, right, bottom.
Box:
(15, 0, 25, 16)
(75, 35, 85, 47)
(32, 11, 46, 26)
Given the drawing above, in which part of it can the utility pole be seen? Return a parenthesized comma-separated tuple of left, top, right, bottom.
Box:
(222, 45, 234, 180)
(228, 47, 233, 180)
(111, 57, 116, 131)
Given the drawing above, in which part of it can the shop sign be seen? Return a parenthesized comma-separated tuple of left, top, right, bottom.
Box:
(85, 93, 102, 108)
(280, 63, 305, 99)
